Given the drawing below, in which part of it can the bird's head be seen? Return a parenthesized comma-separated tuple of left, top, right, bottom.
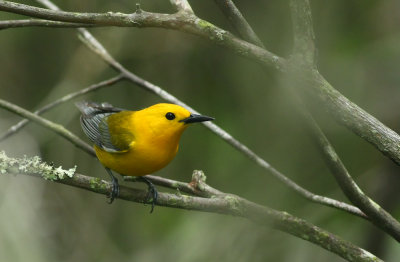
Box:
(133, 103, 214, 141)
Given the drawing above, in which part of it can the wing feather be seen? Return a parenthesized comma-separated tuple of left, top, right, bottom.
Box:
(76, 101, 133, 153)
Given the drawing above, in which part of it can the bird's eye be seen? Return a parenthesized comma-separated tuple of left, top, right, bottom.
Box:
(165, 112, 176, 120)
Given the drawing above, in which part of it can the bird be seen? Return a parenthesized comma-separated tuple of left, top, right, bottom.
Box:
(76, 101, 214, 212)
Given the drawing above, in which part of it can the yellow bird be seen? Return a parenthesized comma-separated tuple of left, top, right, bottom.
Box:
(76, 101, 214, 210)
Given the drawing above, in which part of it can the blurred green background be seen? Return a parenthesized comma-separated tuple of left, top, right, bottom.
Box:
(1, 0, 400, 261)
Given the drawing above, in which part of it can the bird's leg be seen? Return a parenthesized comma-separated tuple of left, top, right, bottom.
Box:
(137, 176, 158, 213)
(105, 167, 120, 204)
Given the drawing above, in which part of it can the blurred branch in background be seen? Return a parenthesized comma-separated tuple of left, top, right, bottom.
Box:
(0, 151, 382, 262)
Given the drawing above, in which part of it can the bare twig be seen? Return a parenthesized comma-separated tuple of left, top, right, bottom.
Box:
(0, 19, 95, 29)
(0, 151, 382, 262)
(0, 99, 95, 156)
(0, 75, 124, 142)
(213, 0, 264, 47)
(169, 0, 194, 13)
(289, 0, 316, 66)
(125, 170, 224, 198)
(305, 112, 400, 242)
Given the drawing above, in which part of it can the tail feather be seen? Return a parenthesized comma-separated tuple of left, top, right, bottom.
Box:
(75, 101, 123, 116)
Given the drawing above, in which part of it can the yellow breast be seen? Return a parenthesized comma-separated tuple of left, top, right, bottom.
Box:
(94, 142, 179, 176)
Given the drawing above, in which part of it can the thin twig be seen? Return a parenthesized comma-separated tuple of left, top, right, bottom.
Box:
(288, 0, 316, 66)
(0, 75, 124, 142)
(304, 112, 400, 242)
(0, 99, 95, 156)
(169, 0, 194, 13)
(0, 151, 382, 262)
(125, 170, 224, 198)
(213, 0, 264, 47)
(0, 19, 97, 29)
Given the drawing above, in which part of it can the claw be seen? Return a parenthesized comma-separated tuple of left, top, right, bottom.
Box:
(138, 176, 158, 213)
(105, 168, 119, 203)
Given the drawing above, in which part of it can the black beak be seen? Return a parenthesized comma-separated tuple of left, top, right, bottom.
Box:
(180, 114, 214, 124)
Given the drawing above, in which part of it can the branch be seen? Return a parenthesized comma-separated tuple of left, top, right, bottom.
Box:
(289, 0, 316, 66)
(0, 98, 95, 156)
(0, 0, 365, 219)
(213, 0, 264, 47)
(209, 0, 367, 219)
(286, 0, 400, 241)
(2, 1, 397, 168)
(169, 0, 194, 14)
(0, 151, 382, 262)
(0, 19, 97, 29)
(0, 86, 366, 218)
(305, 70, 400, 166)
(0, 0, 285, 70)
(125, 171, 224, 198)
(305, 112, 400, 242)
(0, 75, 124, 142)
(0, 97, 366, 218)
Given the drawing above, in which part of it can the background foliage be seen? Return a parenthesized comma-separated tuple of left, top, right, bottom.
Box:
(1, 0, 400, 261)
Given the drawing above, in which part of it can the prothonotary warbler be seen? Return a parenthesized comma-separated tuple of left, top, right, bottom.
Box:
(76, 101, 214, 211)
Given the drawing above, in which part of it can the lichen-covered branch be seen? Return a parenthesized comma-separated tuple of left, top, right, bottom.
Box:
(0, 151, 382, 262)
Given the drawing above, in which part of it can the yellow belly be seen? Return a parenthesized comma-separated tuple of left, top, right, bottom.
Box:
(94, 143, 178, 176)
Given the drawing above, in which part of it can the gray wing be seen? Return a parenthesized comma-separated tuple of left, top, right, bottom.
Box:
(76, 101, 126, 152)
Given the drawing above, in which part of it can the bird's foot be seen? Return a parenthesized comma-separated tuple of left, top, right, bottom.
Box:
(139, 176, 158, 213)
(105, 168, 120, 204)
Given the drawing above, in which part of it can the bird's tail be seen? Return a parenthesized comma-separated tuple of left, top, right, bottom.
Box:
(75, 101, 122, 116)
